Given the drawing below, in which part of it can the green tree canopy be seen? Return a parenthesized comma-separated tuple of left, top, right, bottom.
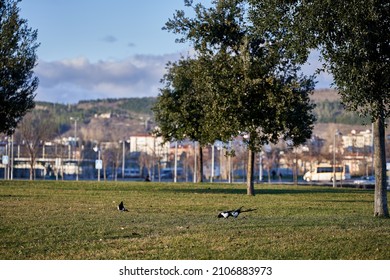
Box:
(153, 57, 215, 182)
(156, 0, 316, 193)
(153, 58, 213, 145)
(250, 0, 389, 216)
(0, 0, 39, 135)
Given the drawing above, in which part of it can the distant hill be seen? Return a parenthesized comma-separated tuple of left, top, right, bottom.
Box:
(311, 89, 340, 102)
(35, 98, 156, 142)
(311, 89, 370, 126)
(34, 90, 372, 142)
(77, 97, 156, 116)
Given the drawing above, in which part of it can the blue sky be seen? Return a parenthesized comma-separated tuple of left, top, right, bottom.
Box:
(19, 0, 332, 104)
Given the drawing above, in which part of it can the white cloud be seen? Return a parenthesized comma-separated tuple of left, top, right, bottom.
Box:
(35, 53, 181, 103)
(34, 49, 332, 104)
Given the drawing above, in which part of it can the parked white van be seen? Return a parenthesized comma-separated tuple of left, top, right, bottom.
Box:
(303, 164, 350, 182)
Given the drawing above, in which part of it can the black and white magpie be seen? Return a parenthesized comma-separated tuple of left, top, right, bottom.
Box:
(117, 201, 128, 212)
(217, 206, 256, 218)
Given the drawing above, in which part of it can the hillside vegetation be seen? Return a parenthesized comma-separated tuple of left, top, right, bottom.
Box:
(35, 97, 156, 139)
(32, 89, 370, 140)
(311, 89, 370, 125)
(37, 97, 155, 124)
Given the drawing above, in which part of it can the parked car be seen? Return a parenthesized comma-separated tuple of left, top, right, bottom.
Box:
(353, 175, 375, 185)
(119, 168, 140, 178)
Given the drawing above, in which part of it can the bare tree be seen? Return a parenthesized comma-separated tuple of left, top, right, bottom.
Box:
(17, 110, 56, 180)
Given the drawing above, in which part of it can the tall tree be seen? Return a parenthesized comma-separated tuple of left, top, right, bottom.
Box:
(162, 0, 315, 194)
(153, 57, 214, 182)
(0, 0, 39, 135)
(252, 0, 389, 217)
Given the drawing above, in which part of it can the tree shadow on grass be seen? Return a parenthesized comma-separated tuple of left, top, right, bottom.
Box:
(169, 185, 371, 196)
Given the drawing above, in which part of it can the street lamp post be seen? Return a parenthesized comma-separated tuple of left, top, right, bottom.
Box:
(122, 140, 125, 179)
(193, 141, 197, 183)
(333, 129, 341, 188)
(119, 140, 129, 179)
(259, 151, 263, 182)
(211, 143, 215, 183)
(70, 117, 79, 180)
(215, 141, 224, 183)
(174, 141, 178, 183)
(10, 135, 14, 180)
(3, 139, 9, 180)
(228, 141, 232, 184)
(93, 146, 101, 182)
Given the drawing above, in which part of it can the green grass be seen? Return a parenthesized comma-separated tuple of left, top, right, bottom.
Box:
(0, 180, 389, 260)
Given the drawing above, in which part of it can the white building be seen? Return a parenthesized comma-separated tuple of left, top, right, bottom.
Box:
(342, 129, 373, 153)
(129, 134, 170, 161)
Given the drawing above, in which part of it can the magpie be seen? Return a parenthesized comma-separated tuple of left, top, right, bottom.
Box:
(217, 206, 256, 218)
(117, 201, 128, 212)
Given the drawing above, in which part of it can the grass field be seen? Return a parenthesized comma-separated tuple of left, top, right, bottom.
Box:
(0, 180, 389, 260)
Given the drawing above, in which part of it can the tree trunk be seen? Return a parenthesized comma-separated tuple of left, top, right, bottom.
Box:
(246, 149, 255, 196)
(29, 151, 36, 180)
(373, 117, 389, 217)
(197, 145, 203, 182)
(29, 157, 34, 180)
